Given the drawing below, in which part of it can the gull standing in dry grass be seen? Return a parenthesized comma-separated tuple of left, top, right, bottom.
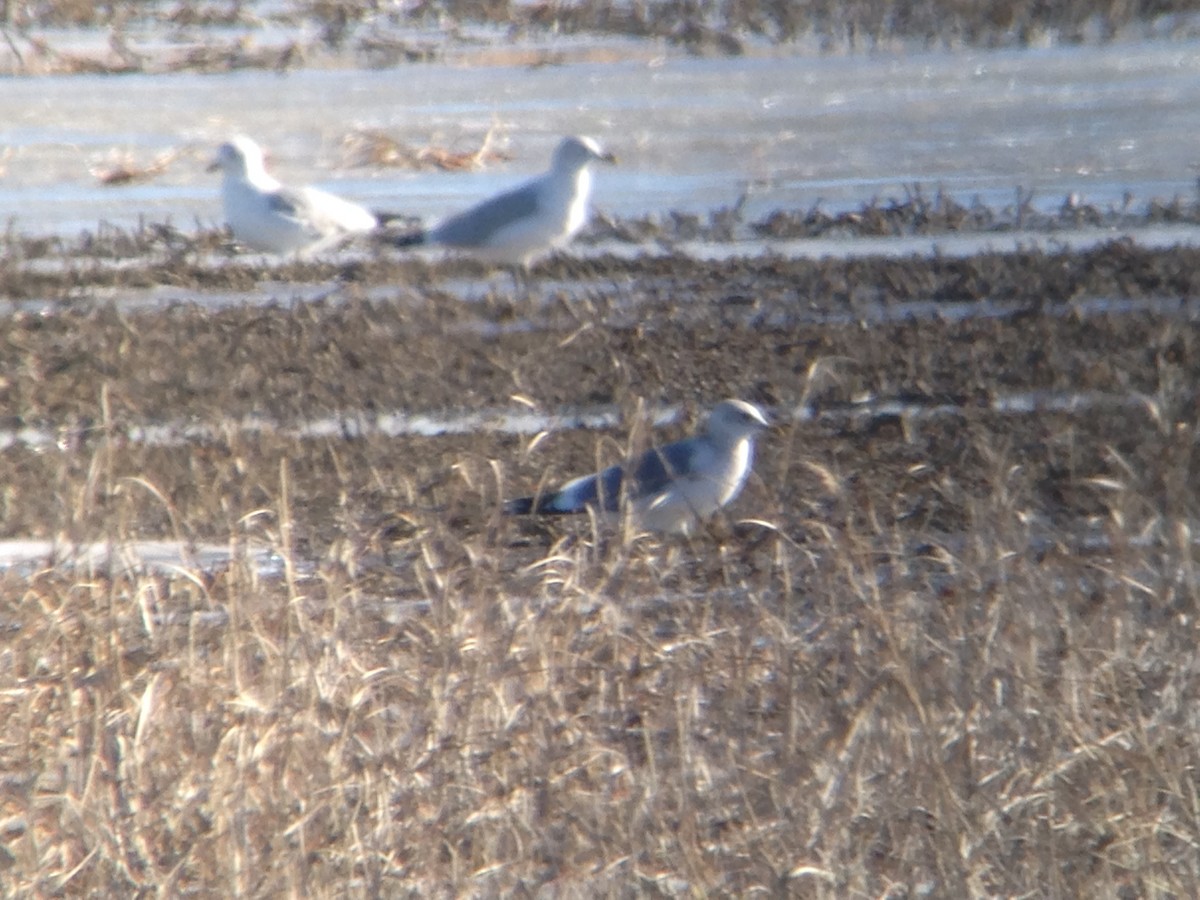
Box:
(391, 135, 615, 267)
(208, 135, 379, 255)
(504, 399, 770, 534)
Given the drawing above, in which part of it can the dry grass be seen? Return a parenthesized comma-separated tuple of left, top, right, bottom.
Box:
(2, 413, 1200, 895)
(88, 148, 184, 187)
(2, 238, 1200, 893)
(339, 126, 509, 172)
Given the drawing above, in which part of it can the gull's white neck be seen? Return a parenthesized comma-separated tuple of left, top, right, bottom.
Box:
(558, 166, 593, 237)
(724, 437, 754, 500)
(237, 157, 280, 191)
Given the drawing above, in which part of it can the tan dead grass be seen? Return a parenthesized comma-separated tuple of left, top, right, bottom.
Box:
(89, 148, 183, 187)
(339, 126, 509, 172)
(1, 415, 1199, 895)
(2, 238, 1199, 893)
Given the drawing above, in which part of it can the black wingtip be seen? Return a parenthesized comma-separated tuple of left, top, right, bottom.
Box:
(503, 496, 579, 516)
(502, 497, 535, 516)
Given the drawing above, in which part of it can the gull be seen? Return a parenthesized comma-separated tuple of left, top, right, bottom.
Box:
(504, 399, 771, 534)
(392, 135, 616, 267)
(208, 135, 380, 255)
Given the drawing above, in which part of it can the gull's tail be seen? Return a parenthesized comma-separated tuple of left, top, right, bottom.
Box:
(503, 494, 579, 516)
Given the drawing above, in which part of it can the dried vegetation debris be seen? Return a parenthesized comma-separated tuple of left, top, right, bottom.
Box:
(88, 147, 185, 186)
(7, 0, 1200, 75)
(338, 125, 510, 171)
(8, 185, 1200, 299)
(588, 183, 1200, 245)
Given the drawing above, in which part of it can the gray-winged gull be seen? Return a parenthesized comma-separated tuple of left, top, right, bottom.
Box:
(392, 135, 615, 266)
(208, 135, 381, 255)
(504, 399, 770, 533)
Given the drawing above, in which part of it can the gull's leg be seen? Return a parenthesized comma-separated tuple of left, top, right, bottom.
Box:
(506, 262, 532, 298)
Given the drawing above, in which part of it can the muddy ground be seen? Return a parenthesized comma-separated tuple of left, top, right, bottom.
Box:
(2, 235, 1197, 566)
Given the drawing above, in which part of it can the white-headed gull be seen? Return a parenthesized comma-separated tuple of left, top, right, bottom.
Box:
(393, 135, 615, 266)
(208, 135, 379, 255)
(504, 399, 770, 533)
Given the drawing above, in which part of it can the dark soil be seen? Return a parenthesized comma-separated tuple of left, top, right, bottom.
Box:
(2, 237, 1198, 567)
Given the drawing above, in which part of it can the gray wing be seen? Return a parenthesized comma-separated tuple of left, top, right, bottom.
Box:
(267, 186, 312, 220)
(431, 179, 542, 247)
(629, 437, 704, 499)
(543, 436, 704, 513)
(539, 462, 624, 513)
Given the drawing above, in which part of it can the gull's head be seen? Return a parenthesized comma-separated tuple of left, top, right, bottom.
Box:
(707, 399, 771, 442)
(207, 135, 267, 177)
(552, 135, 617, 172)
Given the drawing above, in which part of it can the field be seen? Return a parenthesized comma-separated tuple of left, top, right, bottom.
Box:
(1, 230, 1199, 895)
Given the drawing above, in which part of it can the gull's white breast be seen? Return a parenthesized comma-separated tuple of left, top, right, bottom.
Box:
(635, 438, 753, 534)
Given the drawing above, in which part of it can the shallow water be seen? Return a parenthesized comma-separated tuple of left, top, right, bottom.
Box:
(5, 37, 1200, 243)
